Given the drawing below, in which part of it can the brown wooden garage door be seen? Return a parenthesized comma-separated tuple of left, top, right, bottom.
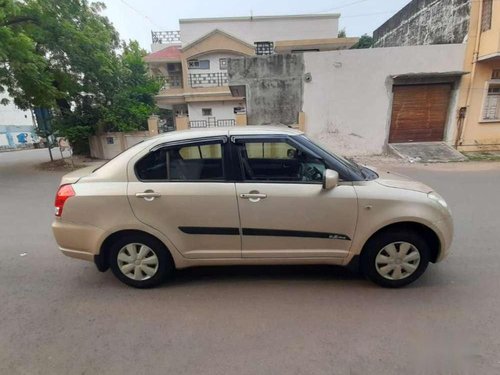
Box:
(389, 84, 452, 143)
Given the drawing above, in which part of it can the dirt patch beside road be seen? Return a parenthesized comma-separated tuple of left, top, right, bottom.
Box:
(36, 154, 103, 172)
(37, 159, 86, 171)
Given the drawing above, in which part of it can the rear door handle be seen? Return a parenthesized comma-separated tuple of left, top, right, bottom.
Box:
(239, 192, 267, 202)
(240, 193, 267, 199)
(136, 191, 161, 201)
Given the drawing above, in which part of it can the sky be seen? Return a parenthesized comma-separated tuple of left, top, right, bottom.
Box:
(101, 0, 412, 51)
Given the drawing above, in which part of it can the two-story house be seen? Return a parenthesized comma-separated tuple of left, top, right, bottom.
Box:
(145, 14, 358, 130)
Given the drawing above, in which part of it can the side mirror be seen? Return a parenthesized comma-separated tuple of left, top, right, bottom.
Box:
(323, 169, 339, 190)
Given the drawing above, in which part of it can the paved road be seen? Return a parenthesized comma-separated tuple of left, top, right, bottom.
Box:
(1, 149, 500, 375)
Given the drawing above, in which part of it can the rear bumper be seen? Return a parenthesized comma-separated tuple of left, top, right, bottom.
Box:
(52, 220, 105, 261)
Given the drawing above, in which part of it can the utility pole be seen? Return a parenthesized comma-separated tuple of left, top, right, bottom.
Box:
(33, 107, 54, 161)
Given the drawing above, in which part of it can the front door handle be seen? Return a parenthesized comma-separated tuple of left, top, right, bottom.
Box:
(240, 192, 267, 203)
(135, 190, 161, 201)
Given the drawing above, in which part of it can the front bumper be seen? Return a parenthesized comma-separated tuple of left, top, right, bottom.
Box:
(52, 220, 105, 262)
(433, 217, 454, 262)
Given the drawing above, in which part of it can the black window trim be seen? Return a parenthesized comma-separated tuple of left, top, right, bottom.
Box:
(150, 136, 228, 152)
(135, 136, 231, 183)
(230, 135, 332, 184)
(137, 134, 364, 183)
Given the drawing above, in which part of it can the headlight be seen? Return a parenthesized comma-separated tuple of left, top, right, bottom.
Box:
(428, 192, 448, 208)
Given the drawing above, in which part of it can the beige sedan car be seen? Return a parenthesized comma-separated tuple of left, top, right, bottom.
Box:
(52, 126, 453, 288)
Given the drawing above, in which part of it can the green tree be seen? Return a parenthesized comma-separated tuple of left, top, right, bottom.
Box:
(0, 0, 54, 107)
(338, 28, 346, 38)
(55, 41, 161, 153)
(1, 0, 120, 110)
(101, 41, 161, 133)
(1, 0, 160, 154)
(351, 34, 374, 49)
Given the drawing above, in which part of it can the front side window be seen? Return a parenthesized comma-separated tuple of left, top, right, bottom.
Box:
(482, 83, 500, 121)
(236, 140, 326, 182)
(135, 141, 224, 181)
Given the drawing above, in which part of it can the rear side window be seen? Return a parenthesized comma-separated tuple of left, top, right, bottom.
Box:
(135, 142, 224, 181)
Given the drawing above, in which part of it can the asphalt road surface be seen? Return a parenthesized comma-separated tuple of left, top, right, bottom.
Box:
(1, 149, 499, 375)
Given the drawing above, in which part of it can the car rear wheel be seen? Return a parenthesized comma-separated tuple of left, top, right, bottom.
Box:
(361, 230, 430, 288)
(108, 234, 174, 288)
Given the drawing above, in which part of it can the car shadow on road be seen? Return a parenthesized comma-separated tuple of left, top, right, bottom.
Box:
(163, 264, 367, 288)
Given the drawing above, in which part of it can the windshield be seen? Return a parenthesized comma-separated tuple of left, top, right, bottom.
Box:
(300, 135, 360, 169)
(299, 135, 378, 181)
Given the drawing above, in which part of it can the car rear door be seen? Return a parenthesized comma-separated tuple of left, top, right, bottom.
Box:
(232, 135, 358, 259)
(127, 136, 241, 259)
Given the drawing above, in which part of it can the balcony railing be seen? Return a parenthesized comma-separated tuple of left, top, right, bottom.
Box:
(151, 30, 180, 44)
(216, 119, 236, 127)
(188, 72, 228, 88)
(189, 119, 236, 128)
(159, 73, 183, 90)
(189, 120, 209, 128)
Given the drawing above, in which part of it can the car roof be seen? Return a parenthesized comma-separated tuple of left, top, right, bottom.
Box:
(150, 125, 303, 144)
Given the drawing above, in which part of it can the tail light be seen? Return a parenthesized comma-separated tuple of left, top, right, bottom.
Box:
(54, 184, 75, 217)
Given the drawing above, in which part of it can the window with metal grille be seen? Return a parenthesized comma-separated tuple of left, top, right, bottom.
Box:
(492, 70, 500, 80)
(167, 63, 181, 72)
(219, 58, 228, 70)
(255, 41, 274, 55)
(481, 0, 493, 31)
(482, 83, 500, 121)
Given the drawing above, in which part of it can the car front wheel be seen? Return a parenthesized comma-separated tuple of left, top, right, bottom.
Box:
(108, 234, 174, 288)
(361, 230, 430, 288)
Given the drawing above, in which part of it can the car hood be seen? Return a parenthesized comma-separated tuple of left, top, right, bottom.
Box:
(368, 167, 433, 194)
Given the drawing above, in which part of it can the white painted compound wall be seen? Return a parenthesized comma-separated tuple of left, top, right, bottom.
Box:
(180, 14, 339, 46)
(302, 44, 467, 155)
(187, 101, 245, 122)
(0, 91, 33, 126)
(0, 91, 36, 148)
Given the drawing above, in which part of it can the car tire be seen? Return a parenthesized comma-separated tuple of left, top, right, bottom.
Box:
(108, 234, 174, 288)
(361, 229, 430, 288)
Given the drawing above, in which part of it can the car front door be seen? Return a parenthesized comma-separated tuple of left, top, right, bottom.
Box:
(127, 137, 241, 259)
(232, 136, 358, 259)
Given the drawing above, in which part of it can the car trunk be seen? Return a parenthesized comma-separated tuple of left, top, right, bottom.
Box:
(59, 166, 99, 185)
